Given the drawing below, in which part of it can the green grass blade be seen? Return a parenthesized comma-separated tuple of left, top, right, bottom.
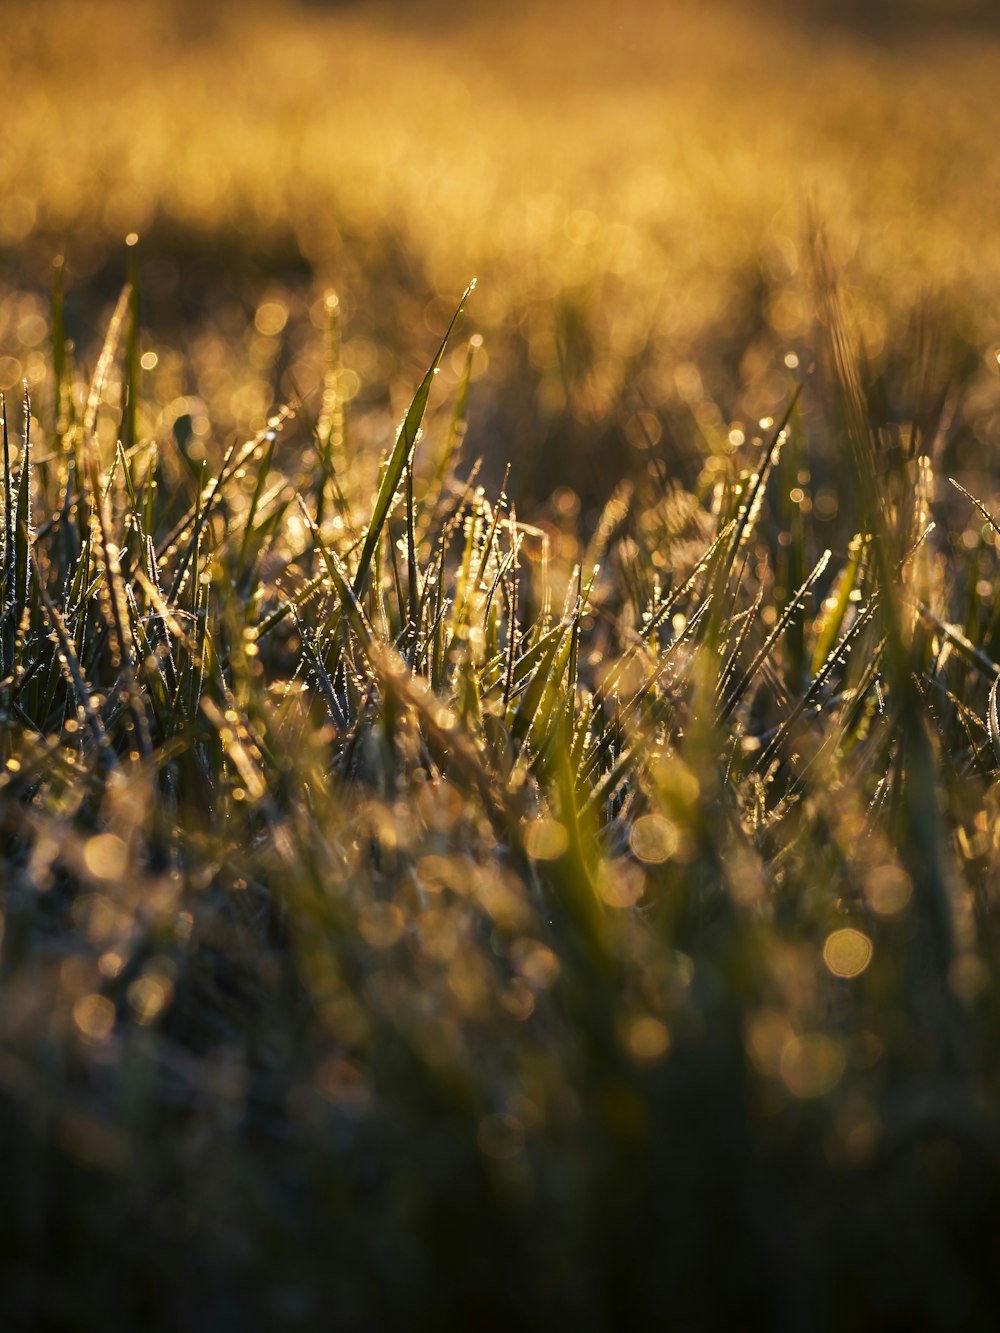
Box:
(352, 280, 475, 599)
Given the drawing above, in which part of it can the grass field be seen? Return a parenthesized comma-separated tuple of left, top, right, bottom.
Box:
(4, 1, 1000, 1329)
(7, 0, 1000, 493)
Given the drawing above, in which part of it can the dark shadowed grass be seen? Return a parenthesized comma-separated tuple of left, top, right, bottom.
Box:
(2, 258, 1000, 1331)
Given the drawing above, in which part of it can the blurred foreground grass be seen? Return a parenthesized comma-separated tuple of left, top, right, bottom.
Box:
(4, 2, 1000, 1330)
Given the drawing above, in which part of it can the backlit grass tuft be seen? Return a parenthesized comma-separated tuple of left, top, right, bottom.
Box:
(2, 255, 1000, 1329)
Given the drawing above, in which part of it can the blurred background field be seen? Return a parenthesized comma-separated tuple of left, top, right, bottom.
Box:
(6, 0, 1000, 505)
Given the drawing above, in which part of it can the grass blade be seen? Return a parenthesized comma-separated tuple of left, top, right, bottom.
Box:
(352, 280, 475, 599)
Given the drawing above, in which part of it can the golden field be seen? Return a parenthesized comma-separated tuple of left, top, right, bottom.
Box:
(4, 0, 1000, 484)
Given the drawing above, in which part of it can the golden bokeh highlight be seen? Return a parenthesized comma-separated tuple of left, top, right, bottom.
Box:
(745, 1010, 794, 1078)
(524, 818, 569, 862)
(510, 939, 560, 989)
(359, 902, 406, 950)
(780, 1034, 845, 1100)
(82, 833, 128, 882)
(597, 862, 645, 909)
(254, 300, 289, 337)
(823, 928, 874, 980)
(73, 993, 116, 1045)
(626, 1016, 671, 1064)
(629, 814, 679, 865)
(865, 865, 913, 916)
(127, 970, 175, 1026)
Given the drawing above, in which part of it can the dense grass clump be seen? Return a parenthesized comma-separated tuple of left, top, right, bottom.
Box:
(2, 262, 1000, 1332)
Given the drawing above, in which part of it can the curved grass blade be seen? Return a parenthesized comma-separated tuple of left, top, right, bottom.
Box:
(718, 550, 831, 724)
(352, 280, 475, 599)
(950, 478, 1000, 541)
(810, 533, 865, 675)
(83, 285, 131, 449)
(32, 551, 117, 767)
(432, 333, 479, 493)
(724, 385, 801, 569)
(988, 675, 1000, 769)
